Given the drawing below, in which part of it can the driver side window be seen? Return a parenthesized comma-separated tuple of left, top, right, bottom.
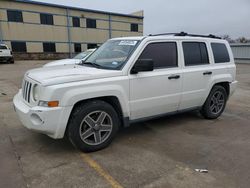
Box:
(138, 42, 178, 68)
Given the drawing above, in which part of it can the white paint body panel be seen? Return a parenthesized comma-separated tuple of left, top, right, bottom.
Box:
(0, 44, 12, 57)
(13, 35, 237, 139)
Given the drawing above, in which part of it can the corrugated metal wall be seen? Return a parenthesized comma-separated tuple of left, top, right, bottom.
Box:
(230, 44, 250, 60)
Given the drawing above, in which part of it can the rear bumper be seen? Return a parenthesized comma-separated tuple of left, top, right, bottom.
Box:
(13, 90, 72, 139)
(229, 80, 238, 97)
(0, 56, 13, 62)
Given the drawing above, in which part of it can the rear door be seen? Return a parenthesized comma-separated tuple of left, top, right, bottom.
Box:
(179, 41, 213, 110)
(129, 41, 182, 120)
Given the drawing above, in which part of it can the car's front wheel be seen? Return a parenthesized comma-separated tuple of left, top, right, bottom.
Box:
(67, 100, 120, 152)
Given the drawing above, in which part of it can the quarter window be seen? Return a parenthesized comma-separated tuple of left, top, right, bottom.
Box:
(72, 17, 80, 27)
(11, 42, 27, 52)
(43, 43, 56, 52)
(86, 19, 96, 28)
(7, 10, 23, 22)
(138, 42, 178, 68)
(40, 13, 54, 25)
(211, 43, 230, 63)
(183, 42, 209, 66)
(131, 23, 138, 32)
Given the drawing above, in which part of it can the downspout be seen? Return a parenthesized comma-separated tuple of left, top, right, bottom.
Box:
(108, 14, 112, 39)
(66, 8, 72, 58)
(0, 21, 3, 43)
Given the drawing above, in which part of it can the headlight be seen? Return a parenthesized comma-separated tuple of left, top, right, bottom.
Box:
(33, 84, 39, 101)
(38, 100, 59, 107)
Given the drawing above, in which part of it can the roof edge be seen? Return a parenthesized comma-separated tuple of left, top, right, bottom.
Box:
(14, 0, 144, 19)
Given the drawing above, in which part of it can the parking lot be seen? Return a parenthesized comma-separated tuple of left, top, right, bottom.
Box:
(0, 61, 250, 188)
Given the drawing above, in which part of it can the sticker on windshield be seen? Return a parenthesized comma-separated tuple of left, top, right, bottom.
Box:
(112, 62, 118, 65)
(118, 41, 137, 46)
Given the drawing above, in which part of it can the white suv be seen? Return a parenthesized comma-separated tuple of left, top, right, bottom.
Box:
(13, 32, 237, 152)
(0, 43, 14, 64)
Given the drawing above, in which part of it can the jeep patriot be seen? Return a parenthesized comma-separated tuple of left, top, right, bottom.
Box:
(13, 32, 237, 152)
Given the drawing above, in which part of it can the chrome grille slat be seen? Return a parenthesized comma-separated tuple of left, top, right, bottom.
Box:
(22, 79, 32, 103)
(27, 83, 32, 103)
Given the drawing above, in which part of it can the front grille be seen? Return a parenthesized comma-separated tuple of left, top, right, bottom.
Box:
(22, 80, 32, 103)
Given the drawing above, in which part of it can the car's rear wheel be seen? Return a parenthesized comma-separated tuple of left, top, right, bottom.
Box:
(67, 100, 120, 152)
(8, 58, 14, 64)
(201, 85, 227, 119)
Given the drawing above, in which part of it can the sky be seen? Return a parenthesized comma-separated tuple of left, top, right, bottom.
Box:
(35, 0, 250, 39)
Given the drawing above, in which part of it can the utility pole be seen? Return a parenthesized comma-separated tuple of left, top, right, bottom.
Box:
(66, 8, 72, 58)
(108, 14, 112, 39)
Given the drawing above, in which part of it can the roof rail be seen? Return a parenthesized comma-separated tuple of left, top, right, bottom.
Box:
(149, 31, 221, 39)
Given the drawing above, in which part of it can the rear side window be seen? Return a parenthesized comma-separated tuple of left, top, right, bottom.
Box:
(183, 42, 209, 66)
(138, 42, 177, 68)
(0, 45, 8, 50)
(211, 43, 230, 63)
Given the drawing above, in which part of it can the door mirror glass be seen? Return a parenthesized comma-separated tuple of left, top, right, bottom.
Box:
(131, 59, 154, 74)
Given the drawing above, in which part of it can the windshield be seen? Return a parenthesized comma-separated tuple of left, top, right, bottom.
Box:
(84, 40, 139, 70)
(74, 51, 93, 60)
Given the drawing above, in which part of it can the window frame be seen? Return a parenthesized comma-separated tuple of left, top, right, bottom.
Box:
(11, 41, 27, 52)
(40, 13, 54, 25)
(43, 42, 56, 53)
(72, 17, 80, 27)
(86, 18, 97, 28)
(182, 41, 210, 67)
(7, 10, 23, 22)
(211, 42, 230, 63)
(135, 41, 179, 70)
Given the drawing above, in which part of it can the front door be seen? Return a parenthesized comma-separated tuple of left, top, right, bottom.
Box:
(129, 42, 182, 120)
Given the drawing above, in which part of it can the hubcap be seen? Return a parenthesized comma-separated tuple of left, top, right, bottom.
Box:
(209, 91, 225, 114)
(79, 111, 113, 145)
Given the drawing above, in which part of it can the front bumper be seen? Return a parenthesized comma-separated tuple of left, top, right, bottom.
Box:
(13, 90, 72, 139)
(229, 80, 238, 97)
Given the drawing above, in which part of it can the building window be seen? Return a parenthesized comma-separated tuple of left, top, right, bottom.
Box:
(72, 17, 80, 27)
(43, 43, 56, 52)
(138, 42, 178, 68)
(74, 43, 82, 52)
(87, 43, 98, 49)
(86, 19, 96, 28)
(7, 10, 23, 22)
(40, 13, 54, 25)
(182, 42, 209, 66)
(11, 42, 27, 52)
(211, 43, 230, 63)
(131, 23, 138, 32)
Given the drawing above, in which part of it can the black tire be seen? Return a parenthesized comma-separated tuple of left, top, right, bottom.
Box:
(201, 85, 228, 119)
(67, 100, 120, 152)
(8, 58, 14, 64)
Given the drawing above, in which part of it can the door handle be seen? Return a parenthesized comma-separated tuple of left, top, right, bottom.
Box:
(168, 75, 180, 80)
(203, 71, 212, 75)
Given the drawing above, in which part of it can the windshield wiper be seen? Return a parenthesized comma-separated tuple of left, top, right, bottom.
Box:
(81, 61, 102, 69)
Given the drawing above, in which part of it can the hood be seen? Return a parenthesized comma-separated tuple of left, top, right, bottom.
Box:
(26, 65, 123, 86)
(43, 59, 80, 67)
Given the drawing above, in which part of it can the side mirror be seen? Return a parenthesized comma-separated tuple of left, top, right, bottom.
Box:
(131, 59, 154, 74)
